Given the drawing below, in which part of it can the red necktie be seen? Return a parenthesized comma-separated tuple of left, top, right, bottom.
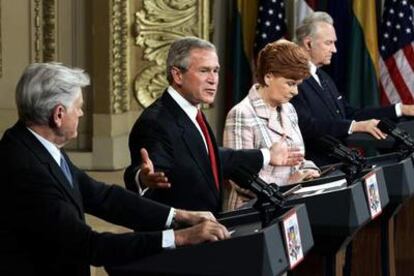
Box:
(196, 110, 220, 190)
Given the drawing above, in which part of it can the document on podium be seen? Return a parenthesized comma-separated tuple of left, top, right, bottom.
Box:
(292, 179, 348, 198)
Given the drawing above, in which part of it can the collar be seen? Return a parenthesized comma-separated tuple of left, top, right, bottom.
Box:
(27, 127, 61, 166)
(309, 62, 321, 85)
(248, 84, 286, 118)
(167, 86, 199, 122)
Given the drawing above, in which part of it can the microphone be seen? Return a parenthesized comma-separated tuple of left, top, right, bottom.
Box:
(230, 166, 284, 207)
(377, 118, 414, 151)
(317, 135, 367, 181)
(317, 135, 366, 167)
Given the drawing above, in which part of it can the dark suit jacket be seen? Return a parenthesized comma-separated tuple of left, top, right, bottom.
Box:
(291, 69, 397, 165)
(124, 91, 263, 213)
(0, 121, 171, 276)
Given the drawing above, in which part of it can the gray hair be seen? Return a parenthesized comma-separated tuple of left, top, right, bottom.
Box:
(166, 37, 216, 83)
(16, 62, 90, 125)
(295, 11, 334, 45)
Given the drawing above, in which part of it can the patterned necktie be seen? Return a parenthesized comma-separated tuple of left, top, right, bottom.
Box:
(60, 155, 73, 188)
(196, 110, 220, 190)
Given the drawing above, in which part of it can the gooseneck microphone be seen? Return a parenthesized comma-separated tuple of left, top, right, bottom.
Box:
(230, 166, 284, 207)
(377, 118, 414, 151)
(317, 135, 367, 182)
(317, 135, 366, 167)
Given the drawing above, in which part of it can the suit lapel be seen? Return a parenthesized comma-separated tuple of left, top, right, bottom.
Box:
(308, 76, 339, 117)
(249, 88, 285, 137)
(14, 122, 84, 217)
(161, 93, 220, 200)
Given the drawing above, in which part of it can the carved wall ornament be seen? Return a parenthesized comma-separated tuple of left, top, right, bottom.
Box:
(134, 0, 210, 108)
(111, 0, 130, 114)
(33, 0, 42, 62)
(32, 0, 56, 62)
(42, 0, 56, 62)
(0, 0, 2, 77)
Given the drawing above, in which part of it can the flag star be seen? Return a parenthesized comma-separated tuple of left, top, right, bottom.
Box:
(265, 21, 270, 26)
(384, 33, 389, 38)
(281, 2, 284, 7)
(381, 45, 386, 51)
(393, 36, 398, 42)
(269, 9, 274, 15)
(399, 12, 404, 18)
(407, 28, 412, 34)
(386, 21, 391, 26)
(410, 16, 413, 21)
(262, 33, 267, 39)
(259, 6, 263, 11)
(396, 24, 401, 29)
(272, 0, 276, 2)
(390, 9, 394, 14)
(278, 13, 283, 19)
(402, 0, 407, 5)
(275, 25, 281, 31)
(257, 18, 261, 23)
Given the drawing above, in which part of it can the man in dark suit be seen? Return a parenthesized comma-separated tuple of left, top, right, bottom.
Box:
(291, 11, 414, 165)
(124, 37, 303, 213)
(0, 63, 230, 276)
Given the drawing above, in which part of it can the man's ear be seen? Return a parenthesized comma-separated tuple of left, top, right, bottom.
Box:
(51, 104, 65, 128)
(303, 37, 312, 50)
(171, 67, 183, 85)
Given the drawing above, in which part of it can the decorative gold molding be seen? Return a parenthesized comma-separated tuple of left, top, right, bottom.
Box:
(111, 0, 130, 114)
(0, 0, 2, 77)
(32, 0, 56, 62)
(33, 0, 42, 62)
(42, 0, 56, 62)
(134, 0, 211, 108)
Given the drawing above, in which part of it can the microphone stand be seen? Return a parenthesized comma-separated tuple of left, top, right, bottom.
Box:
(230, 167, 286, 227)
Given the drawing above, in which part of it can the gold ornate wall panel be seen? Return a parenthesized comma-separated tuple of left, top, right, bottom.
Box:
(111, 0, 130, 114)
(0, 0, 2, 78)
(32, 0, 56, 62)
(42, 0, 56, 61)
(33, 0, 42, 62)
(134, 0, 210, 108)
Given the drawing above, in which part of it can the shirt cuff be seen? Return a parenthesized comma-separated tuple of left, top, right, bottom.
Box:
(135, 169, 149, 195)
(260, 148, 270, 167)
(162, 229, 176, 249)
(395, 103, 402, 117)
(348, 120, 356, 135)
(165, 208, 175, 228)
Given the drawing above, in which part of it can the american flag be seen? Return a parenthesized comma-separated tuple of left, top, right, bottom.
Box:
(254, 0, 287, 56)
(379, 0, 414, 105)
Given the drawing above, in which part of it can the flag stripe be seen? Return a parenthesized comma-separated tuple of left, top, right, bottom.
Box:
(403, 43, 414, 72)
(353, 0, 380, 76)
(396, 45, 414, 97)
(383, 55, 414, 104)
(380, 57, 402, 104)
(380, 82, 392, 105)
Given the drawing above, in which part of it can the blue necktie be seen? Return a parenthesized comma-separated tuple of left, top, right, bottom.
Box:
(60, 155, 73, 188)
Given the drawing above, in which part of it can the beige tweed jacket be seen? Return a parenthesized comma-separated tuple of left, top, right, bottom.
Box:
(223, 85, 319, 210)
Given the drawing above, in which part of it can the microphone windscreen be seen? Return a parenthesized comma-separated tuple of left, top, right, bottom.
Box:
(377, 118, 395, 134)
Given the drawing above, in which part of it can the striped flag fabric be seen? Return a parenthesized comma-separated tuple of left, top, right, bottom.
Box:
(379, 0, 414, 105)
(346, 0, 380, 108)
